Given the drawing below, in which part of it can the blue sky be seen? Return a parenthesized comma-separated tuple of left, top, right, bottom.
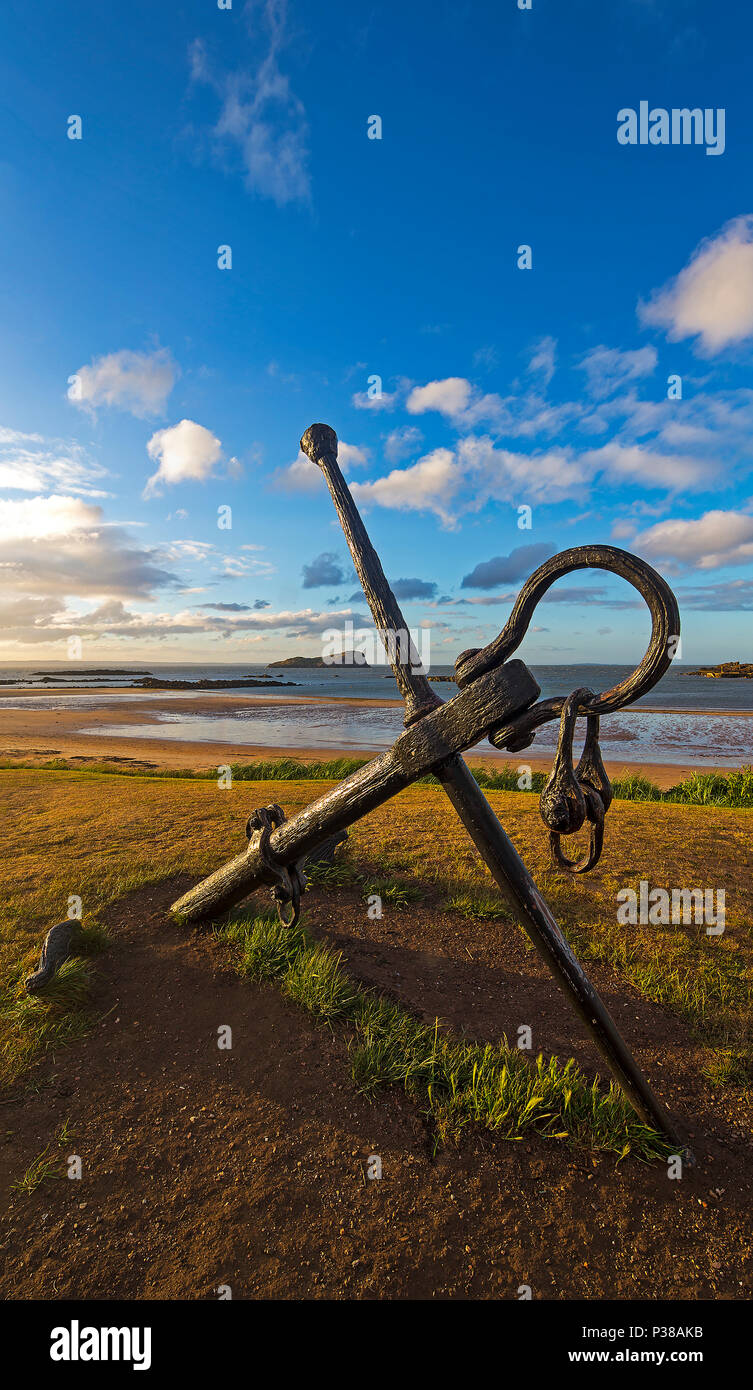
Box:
(1, 0, 752, 666)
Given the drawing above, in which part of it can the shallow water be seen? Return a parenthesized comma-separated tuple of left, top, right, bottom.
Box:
(80, 703, 753, 768)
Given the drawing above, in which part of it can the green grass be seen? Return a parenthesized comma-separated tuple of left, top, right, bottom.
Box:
(701, 1047, 753, 1089)
(305, 855, 422, 906)
(1, 922, 111, 1091)
(3, 755, 753, 808)
(360, 877, 423, 908)
(11, 1118, 74, 1195)
(445, 889, 513, 922)
(304, 858, 361, 889)
(216, 910, 673, 1161)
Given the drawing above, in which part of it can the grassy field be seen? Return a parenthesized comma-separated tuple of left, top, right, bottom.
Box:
(2, 763, 751, 1131)
(3, 754, 753, 805)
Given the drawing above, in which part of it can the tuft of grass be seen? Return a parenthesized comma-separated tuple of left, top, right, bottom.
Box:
(662, 767, 753, 809)
(11, 1119, 74, 1195)
(446, 890, 512, 922)
(73, 920, 111, 956)
(230, 757, 370, 783)
(283, 943, 361, 1020)
(610, 772, 662, 802)
(234, 912, 308, 981)
(216, 912, 672, 1161)
(361, 878, 423, 908)
(470, 766, 548, 794)
(2, 956, 96, 1089)
(701, 1047, 753, 1088)
(304, 858, 361, 889)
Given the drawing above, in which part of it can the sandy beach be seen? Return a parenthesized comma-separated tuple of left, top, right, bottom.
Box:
(2, 687, 750, 788)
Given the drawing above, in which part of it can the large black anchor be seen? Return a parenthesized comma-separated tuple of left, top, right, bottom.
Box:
(172, 425, 687, 1156)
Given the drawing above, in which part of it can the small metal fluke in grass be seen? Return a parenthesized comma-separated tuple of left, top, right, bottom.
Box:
(171, 423, 690, 1158)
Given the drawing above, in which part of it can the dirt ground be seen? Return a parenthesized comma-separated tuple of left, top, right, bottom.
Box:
(1, 876, 751, 1301)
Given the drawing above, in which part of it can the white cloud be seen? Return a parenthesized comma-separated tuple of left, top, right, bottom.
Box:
(406, 377, 473, 417)
(273, 441, 367, 491)
(350, 448, 459, 525)
(144, 419, 223, 497)
(68, 348, 177, 417)
(632, 510, 753, 569)
(639, 215, 753, 353)
(0, 495, 175, 599)
(337, 442, 369, 471)
(352, 387, 402, 411)
(455, 435, 589, 506)
(580, 441, 709, 490)
(0, 494, 96, 542)
(401, 374, 579, 439)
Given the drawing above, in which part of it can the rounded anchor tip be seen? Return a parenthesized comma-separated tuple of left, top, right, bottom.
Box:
(300, 422, 338, 464)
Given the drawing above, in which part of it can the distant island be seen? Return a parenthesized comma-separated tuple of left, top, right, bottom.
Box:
(686, 662, 753, 679)
(32, 669, 152, 677)
(269, 653, 369, 668)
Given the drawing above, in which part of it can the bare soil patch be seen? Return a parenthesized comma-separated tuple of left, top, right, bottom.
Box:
(1, 877, 751, 1301)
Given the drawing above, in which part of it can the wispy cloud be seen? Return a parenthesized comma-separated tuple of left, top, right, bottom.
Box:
(579, 345, 657, 399)
(273, 441, 368, 491)
(190, 0, 310, 206)
(0, 426, 110, 497)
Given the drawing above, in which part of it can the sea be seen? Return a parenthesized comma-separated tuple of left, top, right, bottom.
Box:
(1, 662, 752, 768)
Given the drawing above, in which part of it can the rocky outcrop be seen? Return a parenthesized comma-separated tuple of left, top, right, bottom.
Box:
(687, 662, 753, 678)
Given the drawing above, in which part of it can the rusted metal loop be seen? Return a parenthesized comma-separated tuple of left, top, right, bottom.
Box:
(539, 689, 591, 836)
(455, 546, 680, 740)
(575, 713, 613, 816)
(271, 882, 302, 928)
(540, 691, 612, 874)
(549, 785, 605, 874)
(246, 803, 306, 927)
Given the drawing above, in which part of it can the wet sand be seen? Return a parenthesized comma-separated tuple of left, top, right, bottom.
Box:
(1, 689, 748, 789)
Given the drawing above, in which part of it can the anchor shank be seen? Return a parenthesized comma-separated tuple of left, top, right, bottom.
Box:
(300, 423, 441, 726)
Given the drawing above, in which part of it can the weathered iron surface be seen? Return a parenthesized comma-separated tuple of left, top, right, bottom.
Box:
(171, 423, 688, 1155)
